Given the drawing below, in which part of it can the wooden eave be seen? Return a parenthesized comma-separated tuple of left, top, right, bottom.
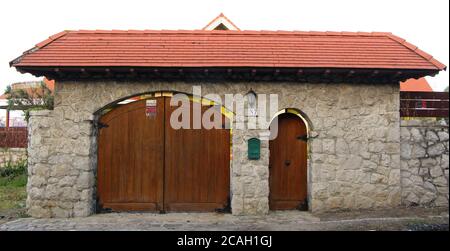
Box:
(14, 66, 439, 84)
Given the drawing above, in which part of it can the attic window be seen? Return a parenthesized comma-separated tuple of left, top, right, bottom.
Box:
(213, 23, 229, 30)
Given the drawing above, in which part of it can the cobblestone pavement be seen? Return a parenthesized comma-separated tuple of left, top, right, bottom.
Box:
(0, 208, 448, 231)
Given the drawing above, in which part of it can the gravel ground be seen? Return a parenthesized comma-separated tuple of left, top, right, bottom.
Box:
(0, 207, 448, 231)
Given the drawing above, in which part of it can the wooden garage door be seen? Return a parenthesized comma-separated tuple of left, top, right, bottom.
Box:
(97, 96, 230, 212)
(97, 98, 165, 211)
(269, 113, 308, 210)
(164, 98, 230, 211)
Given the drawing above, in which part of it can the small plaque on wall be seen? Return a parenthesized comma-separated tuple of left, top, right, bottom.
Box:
(248, 138, 261, 160)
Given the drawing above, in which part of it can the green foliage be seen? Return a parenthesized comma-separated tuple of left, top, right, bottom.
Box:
(0, 175, 27, 211)
(0, 159, 27, 179)
(4, 81, 54, 121)
(0, 174, 27, 187)
(0, 160, 27, 212)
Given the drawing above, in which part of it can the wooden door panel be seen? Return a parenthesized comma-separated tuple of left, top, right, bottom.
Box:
(97, 98, 165, 212)
(102, 202, 158, 211)
(269, 113, 307, 210)
(269, 201, 302, 210)
(164, 100, 230, 211)
(98, 96, 230, 212)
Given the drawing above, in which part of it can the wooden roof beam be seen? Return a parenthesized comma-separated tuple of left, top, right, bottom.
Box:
(394, 71, 403, 77)
(370, 70, 379, 77)
(53, 68, 64, 78)
(347, 70, 355, 77)
(105, 68, 113, 77)
(128, 68, 137, 78)
(273, 69, 280, 77)
(80, 68, 89, 78)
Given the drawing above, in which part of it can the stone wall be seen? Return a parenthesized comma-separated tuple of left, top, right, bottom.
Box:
(27, 110, 95, 217)
(0, 147, 27, 166)
(231, 128, 270, 215)
(27, 80, 400, 217)
(400, 119, 449, 207)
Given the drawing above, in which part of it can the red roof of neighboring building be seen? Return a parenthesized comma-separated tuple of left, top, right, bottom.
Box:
(400, 77, 433, 92)
(0, 78, 55, 100)
(11, 30, 446, 71)
(43, 78, 55, 92)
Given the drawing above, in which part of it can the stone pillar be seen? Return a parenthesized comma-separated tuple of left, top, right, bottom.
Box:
(27, 110, 52, 217)
(27, 109, 96, 218)
(231, 126, 270, 215)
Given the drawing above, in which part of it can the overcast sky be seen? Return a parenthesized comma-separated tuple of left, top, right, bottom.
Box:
(0, 0, 448, 92)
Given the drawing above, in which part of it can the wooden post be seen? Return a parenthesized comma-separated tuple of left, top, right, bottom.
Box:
(5, 109, 9, 128)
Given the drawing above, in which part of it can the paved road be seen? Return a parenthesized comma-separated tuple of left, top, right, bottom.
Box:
(0, 208, 448, 231)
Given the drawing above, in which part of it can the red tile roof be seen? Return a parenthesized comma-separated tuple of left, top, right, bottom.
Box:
(400, 77, 433, 92)
(11, 30, 446, 71)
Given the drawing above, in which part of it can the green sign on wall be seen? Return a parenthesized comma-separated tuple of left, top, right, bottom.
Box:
(248, 137, 261, 160)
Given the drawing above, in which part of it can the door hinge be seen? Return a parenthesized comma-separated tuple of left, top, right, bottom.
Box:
(215, 196, 231, 214)
(296, 199, 308, 211)
(97, 122, 109, 129)
(96, 198, 113, 214)
(297, 134, 308, 142)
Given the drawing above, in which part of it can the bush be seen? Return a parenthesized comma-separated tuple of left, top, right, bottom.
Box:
(0, 159, 27, 179)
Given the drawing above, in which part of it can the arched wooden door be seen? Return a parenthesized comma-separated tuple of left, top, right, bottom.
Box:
(269, 113, 308, 210)
(97, 96, 230, 212)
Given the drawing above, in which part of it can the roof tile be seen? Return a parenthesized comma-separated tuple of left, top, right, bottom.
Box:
(11, 30, 446, 71)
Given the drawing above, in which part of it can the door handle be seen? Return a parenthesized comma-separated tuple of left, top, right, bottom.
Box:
(284, 160, 291, 166)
